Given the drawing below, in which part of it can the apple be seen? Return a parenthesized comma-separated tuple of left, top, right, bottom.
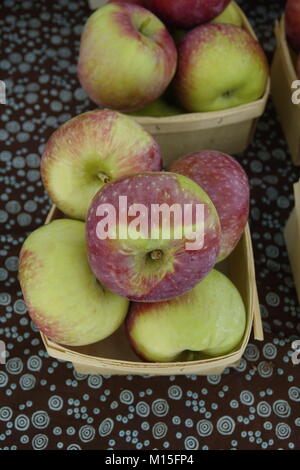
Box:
(128, 97, 184, 117)
(78, 2, 177, 111)
(41, 109, 162, 221)
(109, 0, 145, 4)
(211, 1, 243, 27)
(86, 172, 221, 302)
(285, 0, 300, 53)
(173, 23, 269, 112)
(144, 0, 231, 29)
(126, 268, 246, 362)
(169, 150, 249, 261)
(19, 219, 129, 346)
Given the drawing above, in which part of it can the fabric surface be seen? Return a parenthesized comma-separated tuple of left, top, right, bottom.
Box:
(0, 0, 300, 451)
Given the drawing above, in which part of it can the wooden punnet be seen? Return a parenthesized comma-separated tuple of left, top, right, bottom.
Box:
(40, 206, 264, 376)
(271, 17, 300, 166)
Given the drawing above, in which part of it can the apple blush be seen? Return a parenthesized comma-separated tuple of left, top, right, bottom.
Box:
(170, 150, 250, 262)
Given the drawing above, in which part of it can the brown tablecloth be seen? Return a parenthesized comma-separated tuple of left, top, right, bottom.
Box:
(0, 0, 300, 450)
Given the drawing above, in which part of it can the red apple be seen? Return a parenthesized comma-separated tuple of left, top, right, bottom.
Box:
(285, 0, 300, 52)
(169, 150, 249, 261)
(86, 172, 221, 302)
(78, 2, 177, 111)
(144, 0, 231, 29)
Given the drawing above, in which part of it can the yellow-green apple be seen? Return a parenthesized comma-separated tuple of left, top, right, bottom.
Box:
(285, 0, 300, 52)
(126, 269, 246, 362)
(211, 1, 243, 27)
(144, 0, 231, 29)
(78, 2, 177, 111)
(169, 150, 249, 261)
(86, 172, 221, 302)
(173, 23, 269, 112)
(19, 219, 129, 346)
(41, 109, 162, 221)
(128, 97, 183, 117)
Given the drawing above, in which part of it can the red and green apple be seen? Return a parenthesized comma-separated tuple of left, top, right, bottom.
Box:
(86, 172, 221, 302)
(41, 109, 162, 220)
(173, 23, 269, 112)
(19, 219, 129, 346)
(78, 2, 177, 111)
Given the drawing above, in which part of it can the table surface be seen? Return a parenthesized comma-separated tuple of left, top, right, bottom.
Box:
(1, 0, 300, 451)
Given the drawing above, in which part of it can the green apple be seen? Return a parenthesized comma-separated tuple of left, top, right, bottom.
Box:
(126, 269, 246, 362)
(128, 97, 183, 117)
(19, 219, 129, 346)
(211, 1, 243, 27)
(173, 23, 269, 112)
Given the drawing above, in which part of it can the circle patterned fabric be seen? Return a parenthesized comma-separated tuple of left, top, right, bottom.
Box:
(0, 0, 300, 450)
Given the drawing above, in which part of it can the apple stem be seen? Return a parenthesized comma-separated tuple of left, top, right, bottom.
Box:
(97, 171, 110, 184)
(149, 249, 163, 261)
(138, 17, 152, 36)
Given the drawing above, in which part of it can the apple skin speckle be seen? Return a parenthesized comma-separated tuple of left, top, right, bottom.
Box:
(170, 150, 249, 261)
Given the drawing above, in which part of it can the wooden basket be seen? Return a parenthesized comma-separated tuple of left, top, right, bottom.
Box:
(271, 16, 300, 166)
(40, 205, 264, 376)
(284, 180, 300, 303)
(86, 1, 270, 167)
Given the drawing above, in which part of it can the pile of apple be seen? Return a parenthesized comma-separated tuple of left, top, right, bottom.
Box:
(19, 109, 250, 363)
(285, 0, 300, 78)
(77, 0, 269, 116)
